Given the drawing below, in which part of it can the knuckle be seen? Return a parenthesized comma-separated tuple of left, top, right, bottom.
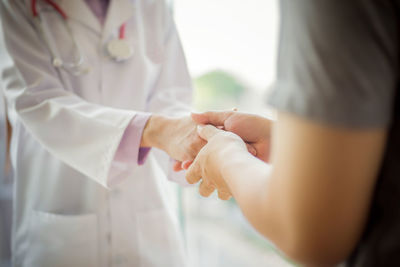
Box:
(199, 188, 210, 197)
(227, 122, 241, 134)
(218, 191, 232, 200)
(199, 182, 215, 197)
(185, 172, 197, 184)
(205, 183, 214, 190)
(186, 177, 195, 184)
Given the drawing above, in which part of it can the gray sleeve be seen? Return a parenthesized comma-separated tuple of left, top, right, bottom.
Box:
(267, 0, 399, 128)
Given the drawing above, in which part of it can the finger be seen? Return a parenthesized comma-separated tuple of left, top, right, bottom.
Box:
(173, 161, 183, 172)
(199, 181, 215, 197)
(191, 138, 207, 156)
(186, 161, 202, 184)
(246, 144, 257, 156)
(218, 190, 232, 201)
(181, 160, 193, 170)
(197, 124, 222, 141)
(191, 111, 233, 126)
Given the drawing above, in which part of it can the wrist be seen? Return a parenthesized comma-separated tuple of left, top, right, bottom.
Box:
(219, 144, 250, 184)
(141, 114, 171, 149)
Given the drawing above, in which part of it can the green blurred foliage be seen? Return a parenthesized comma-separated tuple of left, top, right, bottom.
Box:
(194, 70, 245, 111)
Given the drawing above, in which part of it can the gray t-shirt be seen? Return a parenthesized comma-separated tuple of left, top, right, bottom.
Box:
(268, 1, 400, 266)
(268, 0, 398, 128)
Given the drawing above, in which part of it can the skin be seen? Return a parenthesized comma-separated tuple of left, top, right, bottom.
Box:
(191, 111, 271, 162)
(138, 113, 257, 181)
(171, 112, 260, 172)
(187, 111, 387, 266)
(140, 114, 206, 163)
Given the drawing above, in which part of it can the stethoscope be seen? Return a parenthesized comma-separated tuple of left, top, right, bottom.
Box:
(31, 0, 134, 76)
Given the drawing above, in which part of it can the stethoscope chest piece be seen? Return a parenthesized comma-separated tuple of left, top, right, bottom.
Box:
(107, 39, 134, 62)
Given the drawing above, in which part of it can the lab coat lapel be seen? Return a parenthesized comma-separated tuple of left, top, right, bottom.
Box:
(59, 0, 102, 34)
(102, 0, 135, 41)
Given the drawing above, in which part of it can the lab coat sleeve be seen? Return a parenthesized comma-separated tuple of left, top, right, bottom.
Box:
(0, 2, 139, 189)
(145, 7, 193, 186)
(108, 113, 151, 187)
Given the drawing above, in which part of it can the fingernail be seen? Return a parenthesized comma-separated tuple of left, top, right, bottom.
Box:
(197, 125, 204, 132)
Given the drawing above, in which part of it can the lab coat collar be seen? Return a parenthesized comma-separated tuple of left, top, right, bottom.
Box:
(102, 0, 135, 41)
(59, 0, 102, 34)
(26, 0, 135, 40)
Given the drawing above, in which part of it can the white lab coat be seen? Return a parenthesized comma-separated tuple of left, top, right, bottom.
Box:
(0, 91, 12, 267)
(0, 18, 12, 267)
(0, 0, 192, 266)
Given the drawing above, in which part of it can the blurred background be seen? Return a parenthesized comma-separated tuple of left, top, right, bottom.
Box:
(171, 0, 295, 266)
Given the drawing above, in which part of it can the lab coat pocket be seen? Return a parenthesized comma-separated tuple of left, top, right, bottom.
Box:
(24, 210, 99, 267)
(137, 209, 186, 267)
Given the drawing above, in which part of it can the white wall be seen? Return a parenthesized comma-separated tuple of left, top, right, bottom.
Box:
(174, 0, 279, 92)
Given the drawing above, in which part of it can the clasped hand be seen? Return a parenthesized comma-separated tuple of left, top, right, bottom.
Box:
(174, 111, 272, 200)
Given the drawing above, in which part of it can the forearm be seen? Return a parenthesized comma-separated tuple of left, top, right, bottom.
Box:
(220, 150, 283, 242)
(219, 148, 356, 264)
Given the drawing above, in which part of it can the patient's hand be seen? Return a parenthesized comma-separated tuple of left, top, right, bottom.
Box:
(191, 111, 272, 162)
(186, 124, 248, 200)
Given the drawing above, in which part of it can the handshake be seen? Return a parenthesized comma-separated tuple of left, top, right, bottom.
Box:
(142, 110, 272, 200)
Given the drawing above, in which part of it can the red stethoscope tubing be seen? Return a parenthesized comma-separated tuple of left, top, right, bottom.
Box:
(31, 0, 126, 40)
(119, 23, 126, 40)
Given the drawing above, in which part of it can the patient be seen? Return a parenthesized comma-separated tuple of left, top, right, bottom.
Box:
(184, 1, 400, 266)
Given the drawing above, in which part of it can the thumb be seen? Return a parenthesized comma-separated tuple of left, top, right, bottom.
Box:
(197, 124, 221, 141)
(191, 111, 232, 126)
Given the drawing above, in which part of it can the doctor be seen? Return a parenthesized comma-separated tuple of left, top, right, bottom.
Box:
(0, 93, 12, 267)
(0, 0, 201, 266)
(0, 18, 14, 267)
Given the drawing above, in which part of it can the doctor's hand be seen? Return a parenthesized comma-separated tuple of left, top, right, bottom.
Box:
(186, 124, 248, 200)
(191, 111, 272, 162)
(141, 115, 206, 163)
